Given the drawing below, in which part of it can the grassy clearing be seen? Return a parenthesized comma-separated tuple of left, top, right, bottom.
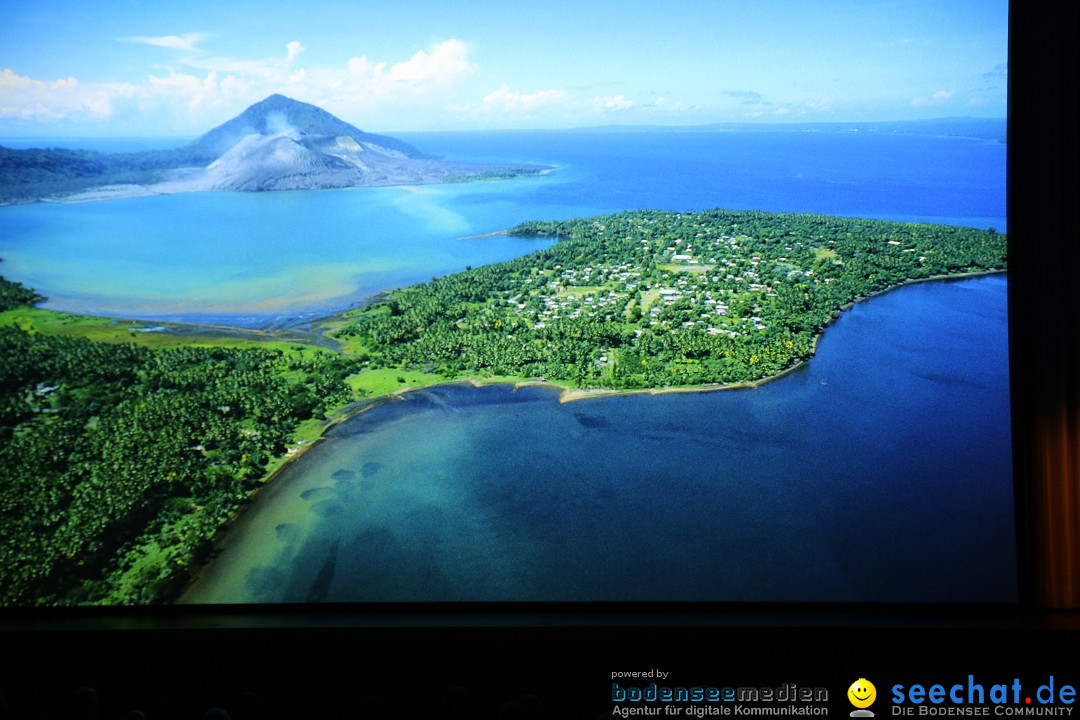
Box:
(0, 306, 321, 353)
(657, 263, 715, 273)
(640, 288, 662, 312)
(0, 307, 179, 345)
(346, 367, 452, 398)
(472, 373, 572, 389)
(555, 284, 613, 298)
(334, 333, 372, 356)
(344, 367, 573, 400)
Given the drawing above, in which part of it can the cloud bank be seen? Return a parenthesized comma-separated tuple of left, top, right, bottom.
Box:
(0, 38, 480, 133)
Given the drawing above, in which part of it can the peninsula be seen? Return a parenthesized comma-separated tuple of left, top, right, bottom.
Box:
(0, 94, 546, 203)
(333, 209, 1007, 391)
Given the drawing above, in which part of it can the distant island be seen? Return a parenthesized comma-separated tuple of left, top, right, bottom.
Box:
(0, 94, 547, 203)
(0, 207, 1006, 606)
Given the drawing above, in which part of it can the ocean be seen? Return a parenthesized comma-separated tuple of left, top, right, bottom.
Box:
(0, 126, 1014, 603)
(0, 128, 1005, 326)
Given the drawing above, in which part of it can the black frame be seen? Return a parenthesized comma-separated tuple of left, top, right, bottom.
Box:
(1, 2, 1076, 715)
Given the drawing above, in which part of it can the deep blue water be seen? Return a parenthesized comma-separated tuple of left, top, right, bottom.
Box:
(0, 128, 1005, 326)
(402, 129, 1006, 230)
(181, 275, 1014, 604)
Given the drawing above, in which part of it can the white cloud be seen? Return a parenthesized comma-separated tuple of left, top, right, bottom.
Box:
(121, 33, 208, 51)
(285, 41, 304, 64)
(912, 89, 955, 107)
(482, 86, 566, 112)
(0, 68, 134, 121)
(181, 40, 304, 78)
(593, 94, 634, 112)
(300, 39, 477, 114)
(0, 39, 482, 132)
(146, 69, 229, 115)
(159, 38, 472, 105)
(969, 96, 992, 105)
(0, 69, 34, 89)
(387, 39, 473, 86)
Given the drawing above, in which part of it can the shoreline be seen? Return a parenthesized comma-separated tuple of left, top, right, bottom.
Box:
(458, 229, 509, 240)
(7, 164, 554, 206)
(205, 267, 1012, 445)
(495, 268, 1008, 404)
(254, 267, 1010, 436)
(836, 268, 1007, 311)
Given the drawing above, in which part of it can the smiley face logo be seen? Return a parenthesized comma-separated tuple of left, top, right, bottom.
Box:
(848, 679, 877, 709)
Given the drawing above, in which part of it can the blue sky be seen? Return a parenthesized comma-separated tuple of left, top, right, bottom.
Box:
(0, 0, 1008, 136)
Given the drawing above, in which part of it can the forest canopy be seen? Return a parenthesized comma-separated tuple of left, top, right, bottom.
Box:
(335, 209, 1007, 389)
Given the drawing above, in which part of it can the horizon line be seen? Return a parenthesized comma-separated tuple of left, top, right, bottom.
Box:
(0, 115, 1008, 142)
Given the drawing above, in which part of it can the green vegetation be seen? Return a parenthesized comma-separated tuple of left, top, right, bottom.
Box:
(0, 208, 1006, 605)
(0, 277, 359, 605)
(0, 273, 43, 312)
(335, 209, 1006, 389)
(0, 305, 330, 351)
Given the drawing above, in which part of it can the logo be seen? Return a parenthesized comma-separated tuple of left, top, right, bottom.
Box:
(850, 679, 878, 718)
(890, 676, 1076, 715)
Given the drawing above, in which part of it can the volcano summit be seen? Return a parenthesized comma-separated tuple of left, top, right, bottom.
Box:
(0, 95, 547, 202)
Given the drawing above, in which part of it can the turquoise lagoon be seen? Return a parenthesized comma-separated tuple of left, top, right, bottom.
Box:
(0, 128, 1005, 326)
(0, 181, 559, 326)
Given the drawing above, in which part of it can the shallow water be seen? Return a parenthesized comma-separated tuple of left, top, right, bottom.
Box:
(0, 184, 557, 326)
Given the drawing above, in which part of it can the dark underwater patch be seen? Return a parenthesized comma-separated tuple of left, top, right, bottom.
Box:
(573, 413, 608, 429)
(300, 486, 334, 500)
(274, 523, 300, 543)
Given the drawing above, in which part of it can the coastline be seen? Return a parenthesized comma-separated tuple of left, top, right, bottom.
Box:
(513, 268, 1008, 404)
(458, 229, 509, 240)
(835, 268, 1007, 312)
(268, 267, 1010, 420)
(7, 164, 554, 206)
(237, 267, 1011, 437)
(169, 268, 1007, 602)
